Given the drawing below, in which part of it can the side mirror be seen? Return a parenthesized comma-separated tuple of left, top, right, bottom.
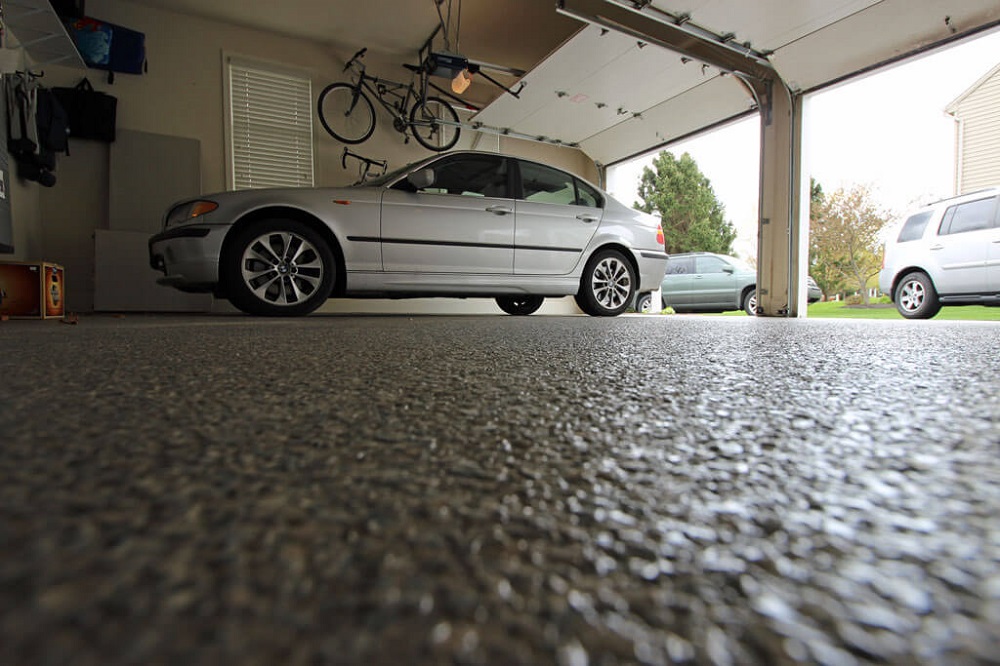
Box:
(407, 168, 435, 190)
(723, 265, 735, 274)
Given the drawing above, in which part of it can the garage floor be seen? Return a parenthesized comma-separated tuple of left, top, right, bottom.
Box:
(2, 314, 998, 665)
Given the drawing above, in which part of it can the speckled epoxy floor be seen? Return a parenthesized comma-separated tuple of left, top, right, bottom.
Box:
(1, 314, 998, 665)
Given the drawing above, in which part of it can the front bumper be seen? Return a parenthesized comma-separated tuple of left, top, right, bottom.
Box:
(148, 225, 227, 289)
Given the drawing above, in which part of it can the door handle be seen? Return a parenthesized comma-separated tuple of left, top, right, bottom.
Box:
(485, 205, 512, 215)
(576, 214, 599, 223)
(929, 244, 943, 251)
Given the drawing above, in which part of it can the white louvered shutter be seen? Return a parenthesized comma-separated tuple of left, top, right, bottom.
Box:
(228, 61, 314, 189)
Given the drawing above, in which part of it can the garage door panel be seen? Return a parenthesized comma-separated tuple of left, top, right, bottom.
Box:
(580, 76, 752, 165)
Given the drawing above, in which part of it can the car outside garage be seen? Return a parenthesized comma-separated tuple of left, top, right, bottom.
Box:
(2, 1, 1000, 664)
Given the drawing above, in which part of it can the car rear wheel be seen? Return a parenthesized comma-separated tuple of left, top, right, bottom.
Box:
(496, 295, 544, 315)
(575, 249, 635, 317)
(224, 219, 335, 316)
(895, 271, 941, 319)
(743, 288, 758, 316)
(636, 292, 652, 313)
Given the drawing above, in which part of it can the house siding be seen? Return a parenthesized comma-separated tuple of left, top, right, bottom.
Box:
(950, 66, 1000, 193)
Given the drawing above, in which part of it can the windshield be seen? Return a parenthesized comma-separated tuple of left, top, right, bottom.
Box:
(728, 257, 754, 273)
(362, 155, 439, 188)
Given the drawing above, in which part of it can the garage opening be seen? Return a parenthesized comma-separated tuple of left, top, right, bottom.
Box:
(605, 27, 1000, 315)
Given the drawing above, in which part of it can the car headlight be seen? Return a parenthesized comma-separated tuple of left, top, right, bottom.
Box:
(165, 200, 218, 229)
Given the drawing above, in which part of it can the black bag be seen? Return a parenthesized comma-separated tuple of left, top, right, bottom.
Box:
(52, 78, 117, 142)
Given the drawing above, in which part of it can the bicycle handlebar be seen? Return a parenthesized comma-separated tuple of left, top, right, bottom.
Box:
(344, 47, 368, 72)
(342, 147, 388, 171)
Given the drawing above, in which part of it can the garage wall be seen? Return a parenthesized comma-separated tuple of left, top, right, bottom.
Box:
(6, 0, 596, 313)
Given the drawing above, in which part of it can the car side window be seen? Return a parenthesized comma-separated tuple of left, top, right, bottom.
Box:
(396, 156, 508, 198)
(938, 196, 997, 236)
(505, 161, 604, 207)
(695, 256, 729, 274)
(666, 257, 694, 275)
(575, 179, 604, 208)
(519, 162, 578, 205)
(896, 211, 933, 242)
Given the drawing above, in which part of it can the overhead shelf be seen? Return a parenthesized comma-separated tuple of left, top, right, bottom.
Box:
(2, 0, 85, 68)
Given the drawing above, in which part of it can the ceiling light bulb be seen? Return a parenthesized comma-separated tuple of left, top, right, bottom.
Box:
(452, 69, 472, 94)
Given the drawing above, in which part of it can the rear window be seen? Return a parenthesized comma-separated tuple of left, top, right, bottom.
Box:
(896, 211, 932, 242)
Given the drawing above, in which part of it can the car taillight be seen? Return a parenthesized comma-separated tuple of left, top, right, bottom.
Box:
(656, 223, 664, 246)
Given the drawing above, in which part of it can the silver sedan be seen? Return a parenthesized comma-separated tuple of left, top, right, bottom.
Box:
(149, 151, 668, 316)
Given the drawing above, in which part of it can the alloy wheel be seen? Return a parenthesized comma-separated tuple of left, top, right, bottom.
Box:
(899, 278, 925, 313)
(591, 256, 632, 310)
(240, 231, 325, 306)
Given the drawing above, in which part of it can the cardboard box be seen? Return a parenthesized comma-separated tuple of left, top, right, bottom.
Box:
(0, 262, 65, 319)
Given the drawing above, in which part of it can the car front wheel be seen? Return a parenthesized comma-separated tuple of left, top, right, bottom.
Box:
(743, 288, 758, 316)
(575, 249, 635, 317)
(895, 271, 941, 319)
(496, 295, 544, 315)
(224, 219, 335, 316)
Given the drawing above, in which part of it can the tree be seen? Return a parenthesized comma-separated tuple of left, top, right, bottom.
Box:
(810, 184, 891, 305)
(634, 151, 736, 255)
(808, 180, 844, 299)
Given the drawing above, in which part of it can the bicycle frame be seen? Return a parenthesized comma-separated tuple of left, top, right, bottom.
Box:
(319, 47, 463, 152)
(346, 58, 427, 137)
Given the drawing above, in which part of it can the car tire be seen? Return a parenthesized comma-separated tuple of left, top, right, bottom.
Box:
(496, 295, 544, 315)
(743, 288, 758, 316)
(575, 248, 636, 317)
(636, 293, 652, 313)
(895, 271, 941, 319)
(223, 219, 335, 316)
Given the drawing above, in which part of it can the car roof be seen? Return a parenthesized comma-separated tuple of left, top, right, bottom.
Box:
(916, 186, 1000, 211)
(377, 150, 607, 195)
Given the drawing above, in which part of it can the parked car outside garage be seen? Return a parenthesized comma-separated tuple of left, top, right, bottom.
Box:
(149, 152, 668, 317)
(879, 188, 1000, 319)
(635, 252, 822, 314)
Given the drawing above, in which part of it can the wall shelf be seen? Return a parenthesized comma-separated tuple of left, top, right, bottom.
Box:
(3, 0, 85, 68)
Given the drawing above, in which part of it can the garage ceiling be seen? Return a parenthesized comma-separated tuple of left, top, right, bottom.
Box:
(122, 0, 1000, 165)
(119, 0, 582, 82)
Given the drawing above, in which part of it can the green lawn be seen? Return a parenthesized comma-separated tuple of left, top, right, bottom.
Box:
(807, 300, 1000, 320)
(696, 300, 1000, 320)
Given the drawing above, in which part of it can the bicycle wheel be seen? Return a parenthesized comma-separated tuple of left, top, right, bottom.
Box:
(317, 82, 376, 144)
(409, 97, 460, 151)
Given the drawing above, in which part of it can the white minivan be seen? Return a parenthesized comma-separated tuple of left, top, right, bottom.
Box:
(879, 188, 1000, 319)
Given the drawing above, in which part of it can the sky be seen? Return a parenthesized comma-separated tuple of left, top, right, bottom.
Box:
(606, 28, 1000, 261)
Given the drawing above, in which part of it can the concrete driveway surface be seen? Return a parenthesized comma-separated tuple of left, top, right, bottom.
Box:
(1, 314, 998, 665)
